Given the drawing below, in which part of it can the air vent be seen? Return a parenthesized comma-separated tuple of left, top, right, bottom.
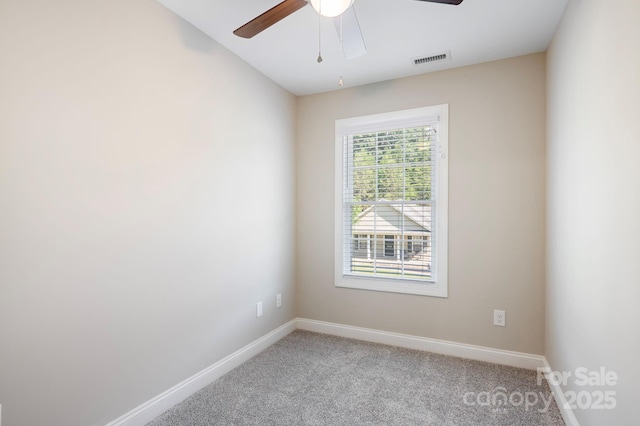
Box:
(412, 51, 451, 66)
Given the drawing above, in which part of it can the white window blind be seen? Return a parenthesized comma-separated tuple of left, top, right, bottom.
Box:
(335, 105, 448, 297)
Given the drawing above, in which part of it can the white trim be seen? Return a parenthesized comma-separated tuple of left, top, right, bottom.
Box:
(105, 319, 297, 426)
(296, 318, 545, 370)
(541, 359, 581, 426)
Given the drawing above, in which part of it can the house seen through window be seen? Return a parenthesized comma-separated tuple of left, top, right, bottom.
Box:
(335, 105, 448, 297)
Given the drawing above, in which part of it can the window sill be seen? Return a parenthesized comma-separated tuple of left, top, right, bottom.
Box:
(335, 275, 448, 298)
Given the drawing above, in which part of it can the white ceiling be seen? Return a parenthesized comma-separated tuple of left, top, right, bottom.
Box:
(157, 0, 568, 96)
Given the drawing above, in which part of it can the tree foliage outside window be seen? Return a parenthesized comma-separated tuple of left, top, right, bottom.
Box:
(350, 127, 434, 220)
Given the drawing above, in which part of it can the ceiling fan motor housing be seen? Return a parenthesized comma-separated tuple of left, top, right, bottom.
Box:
(309, 0, 355, 18)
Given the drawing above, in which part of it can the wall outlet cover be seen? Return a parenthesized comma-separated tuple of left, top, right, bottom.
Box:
(494, 309, 506, 327)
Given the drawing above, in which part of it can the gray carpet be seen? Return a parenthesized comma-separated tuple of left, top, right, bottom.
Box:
(147, 330, 565, 425)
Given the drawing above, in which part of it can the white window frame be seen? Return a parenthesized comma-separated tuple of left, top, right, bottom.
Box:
(334, 105, 448, 297)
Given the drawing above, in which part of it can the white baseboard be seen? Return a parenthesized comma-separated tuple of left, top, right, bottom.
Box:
(296, 318, 546, 370)
(541, 359, 580, 426)
(105, 319, 297, 426)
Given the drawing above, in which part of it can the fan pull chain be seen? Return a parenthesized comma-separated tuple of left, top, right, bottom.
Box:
(317, 5, 323, 63)
(338, 14, 344, 86)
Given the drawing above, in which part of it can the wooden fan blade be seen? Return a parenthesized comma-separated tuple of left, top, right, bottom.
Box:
(415, 0, 463, 5)
(233, 0, 308, 38)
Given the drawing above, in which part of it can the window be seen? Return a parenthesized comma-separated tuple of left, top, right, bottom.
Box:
(335, 105, 448, 297)
(357, 235, 368, 250)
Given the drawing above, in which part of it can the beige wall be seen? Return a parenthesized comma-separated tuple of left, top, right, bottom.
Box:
(0, 1, 296, 425)
(296, 53, 547, 354)
(546, 0, 640, 424)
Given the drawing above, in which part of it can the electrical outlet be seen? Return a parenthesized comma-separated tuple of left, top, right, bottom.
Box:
(276, 293, 282, 308)
(256, 302, 263, 318)
(494, 309, 506, 327)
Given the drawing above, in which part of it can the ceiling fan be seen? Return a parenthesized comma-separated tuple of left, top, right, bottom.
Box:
(233, 0, 464, 42)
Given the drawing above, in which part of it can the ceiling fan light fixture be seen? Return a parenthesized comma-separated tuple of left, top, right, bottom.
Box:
(309, 0, 355, 18)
